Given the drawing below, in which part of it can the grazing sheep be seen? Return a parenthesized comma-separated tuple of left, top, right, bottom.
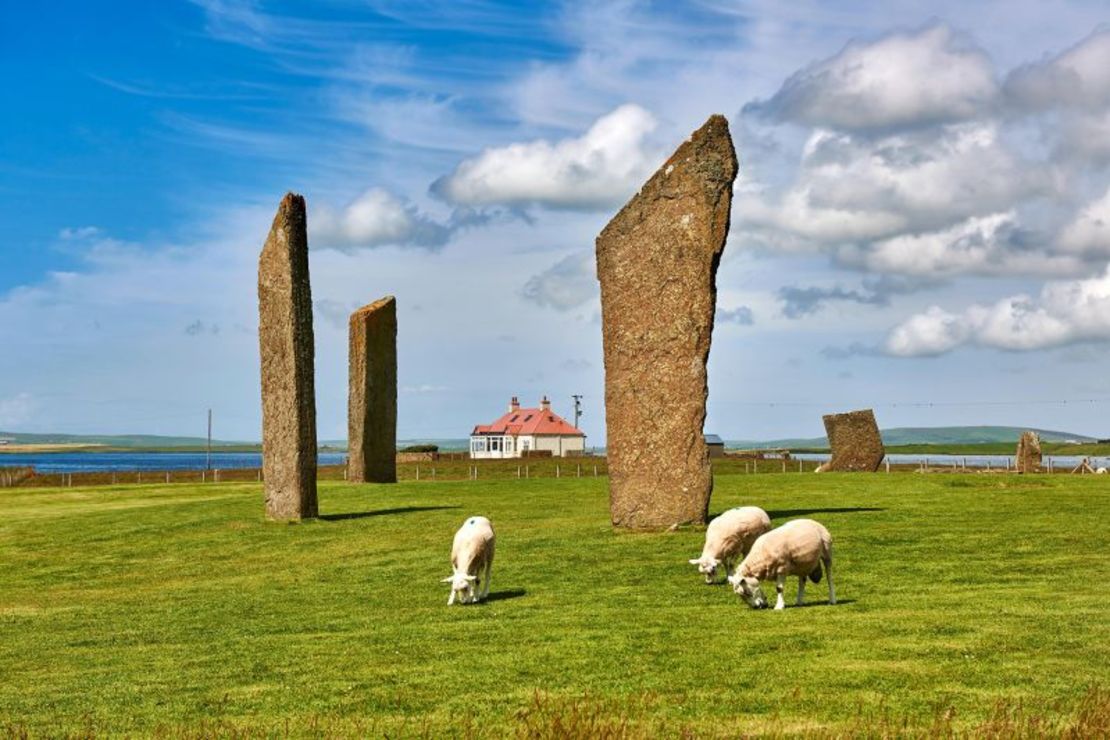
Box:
(728, 519, 835, 610)
(1098, 467, 1107, 475)
(441, 516, 495, 605)
(688, 506, 772, 583)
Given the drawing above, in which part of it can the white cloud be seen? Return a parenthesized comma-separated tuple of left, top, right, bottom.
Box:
(885, 266, 1110, 356)
(310, 188, 450, 250)
(837, 212, 1085, 278)
(1005, 28, 1110, 111)
(746, 24, 999, 132)
(741, 123, 1043, 248)
(432, 104, 660, 210)
(1058, 188, 1110, 257)
(521, 251, 597, 310)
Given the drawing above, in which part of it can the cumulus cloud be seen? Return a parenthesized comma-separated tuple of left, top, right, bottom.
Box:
(742, 123, 1043, 248)
(717, 306, 755, 325)
(311, 187, 450, 250)
(432, 104, 660, 210)
(745, 24, 998, 133)
(521, 251, 596, 310)
(885, 266, 1110, 356)
(1057, 188, 1110, 257)
(1005, 28, 1110, 111)
(835, 212, 1088, 278)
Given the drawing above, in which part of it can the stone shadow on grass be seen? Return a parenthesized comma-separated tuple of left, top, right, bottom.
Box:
(765, 507, 884, 519)
(480, 589, 527, 604)
(320, 505, 460, 521)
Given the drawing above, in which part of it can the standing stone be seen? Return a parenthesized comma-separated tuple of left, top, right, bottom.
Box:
(258, 192, 318, 520)
(596, 115, 738, 529)
(1016, 431, 1042, 473)
(822, 409, 885, 472)
(348, 296, 397, 483)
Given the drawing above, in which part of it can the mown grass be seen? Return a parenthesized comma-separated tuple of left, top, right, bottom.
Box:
(1, 473, 1108, 737)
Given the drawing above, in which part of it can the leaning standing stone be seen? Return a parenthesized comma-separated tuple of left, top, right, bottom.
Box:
(596, 115, 738, 529)
(348, 296, 398, 483)
(258, 192, 318, 520)
(821, 409, 885, 472)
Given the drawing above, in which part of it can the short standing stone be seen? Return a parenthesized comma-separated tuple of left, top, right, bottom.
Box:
(348, 296, 397, 483)
(1016, 431, 1042, 473)
(822, 409, 885, 472)
(258, 192, 318, 520)
(596, 115, 738, 529)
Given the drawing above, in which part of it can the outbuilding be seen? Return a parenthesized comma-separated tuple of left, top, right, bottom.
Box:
(705, 433, 726, 458)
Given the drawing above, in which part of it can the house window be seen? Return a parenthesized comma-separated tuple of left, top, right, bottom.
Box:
(521, 438, 531, 451)
(471, 438, 487, 453)
(491, 438, 501, 452)
(505, 437, 514, 452)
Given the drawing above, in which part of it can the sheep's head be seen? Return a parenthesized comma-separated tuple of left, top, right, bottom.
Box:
(688, 556, 721, 584)
(441, 573, 477, 601)
(728, 574, 767, 609)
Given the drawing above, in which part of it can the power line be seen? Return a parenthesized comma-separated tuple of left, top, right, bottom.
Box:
(728, 398, 1110, 408)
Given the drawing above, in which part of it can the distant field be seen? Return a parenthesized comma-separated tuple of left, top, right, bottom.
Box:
(1, 473, 1107, 736)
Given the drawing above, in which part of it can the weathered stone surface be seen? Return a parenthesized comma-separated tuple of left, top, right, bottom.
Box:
(258, 193, 318, 520)
(596, 115, 738, 529)
(1016, 430, 1042, 473)
(822, 409, 885, 472)
(348, 296, 397, 483)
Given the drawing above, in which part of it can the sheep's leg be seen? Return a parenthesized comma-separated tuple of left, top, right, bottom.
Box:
(825, 556, 836, 605)
(447, 589, 456, 606)
(774, 575, 786, 610)
(481, 561, 492, 600)
(797, 575, 807, 606)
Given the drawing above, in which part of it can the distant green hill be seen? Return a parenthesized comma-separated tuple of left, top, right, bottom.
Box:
(727, 425, 1098, 450)
(0, 431, 248, 448)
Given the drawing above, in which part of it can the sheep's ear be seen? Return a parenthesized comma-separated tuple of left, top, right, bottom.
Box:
(441, 576, 454, 583)
(465, 575, 477, 581)
(688, 558, 701, 565)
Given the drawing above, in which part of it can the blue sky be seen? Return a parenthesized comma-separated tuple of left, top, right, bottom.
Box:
(2, 0, 1110, 442)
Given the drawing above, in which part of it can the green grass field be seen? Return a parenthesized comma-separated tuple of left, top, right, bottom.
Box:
(2, 473, 1108, 737)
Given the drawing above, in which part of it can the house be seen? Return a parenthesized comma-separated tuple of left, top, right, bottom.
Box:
(705, 434, 725, 458)
(470, 396, 586, 459)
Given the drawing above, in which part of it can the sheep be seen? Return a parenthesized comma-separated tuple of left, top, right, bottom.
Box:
(1097, 467, 1107, 475)
(728, 519, 835, 610)
(441, 516, 495, 605)
(688, 506, 772, 584)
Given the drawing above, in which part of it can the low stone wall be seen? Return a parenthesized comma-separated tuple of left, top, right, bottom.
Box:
(396, 452, 438, 463)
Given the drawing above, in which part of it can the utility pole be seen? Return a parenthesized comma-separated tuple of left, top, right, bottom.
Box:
(206, 408, 212, 471)
(571, 394, 583, 429)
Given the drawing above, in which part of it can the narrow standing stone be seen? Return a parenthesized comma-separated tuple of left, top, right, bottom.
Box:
(821, 409, 885, 472)
(258, 192, 318, 520)
(1016, 430, 1042, 473)
(348, 296, 398, 483)
(596, 115, 738, 529)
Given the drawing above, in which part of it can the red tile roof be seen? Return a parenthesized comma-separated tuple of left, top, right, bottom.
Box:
(472, 404, 585, 437)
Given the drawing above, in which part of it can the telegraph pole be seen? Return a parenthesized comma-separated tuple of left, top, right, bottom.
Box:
(206, 408, 212, 471)
(571, 394, 583, 429)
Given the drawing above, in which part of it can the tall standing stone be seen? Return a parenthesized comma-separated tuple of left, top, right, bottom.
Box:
(348, 296, 397, 483)
(258, 192, 318, 520)
(821, 409, 885, 472)
(1016, 430, 1042, 473)
(596, 115, 738, 529)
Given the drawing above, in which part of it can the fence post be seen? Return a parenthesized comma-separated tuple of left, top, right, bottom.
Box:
(885, 458, 890, 474)
(577, 464, 581, 478)
(257, 469, 261, 482)
(432, 467, 436, 480)
(594, 464, 598, 477)
(202, 470, 206, 483)
(166, 471, 170, 484)
(556, 464, 561, 478)
(517, 465, 521, 479)
(137, 471, 142, 484)
(782, 459, 786, 473)
(526, 465, 530, 479)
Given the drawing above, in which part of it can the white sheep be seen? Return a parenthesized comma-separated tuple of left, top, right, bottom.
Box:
(728, 519, 835, 610)
(688, 506, 772, 583)
(441, 516, 495, 605)
(1097, 467, 1107, 475)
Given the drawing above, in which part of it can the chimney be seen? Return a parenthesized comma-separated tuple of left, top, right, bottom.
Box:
(509, 396, 520, 413)
(540, 395, 551, 412)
